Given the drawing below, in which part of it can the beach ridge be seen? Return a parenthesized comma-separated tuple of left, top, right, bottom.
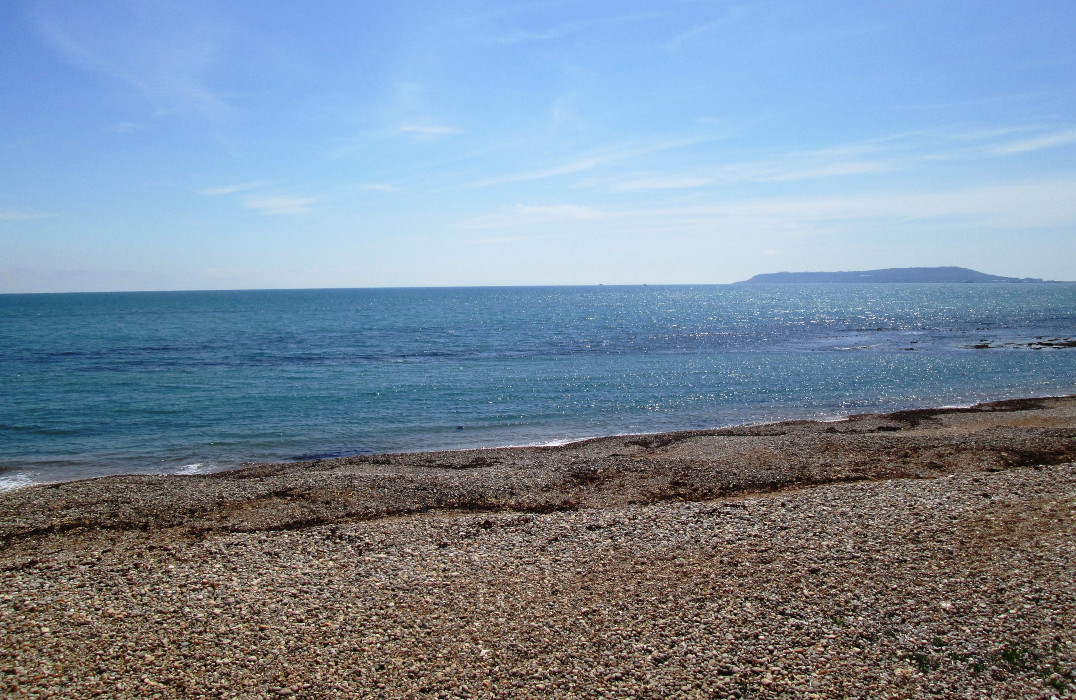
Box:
(3, 395, 1075, 542)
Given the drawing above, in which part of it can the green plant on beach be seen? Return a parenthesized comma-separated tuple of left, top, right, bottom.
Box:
(910, 652, 934, 674)
(1041, 663, 1071, 692)
(1000, 644, 1033, 670)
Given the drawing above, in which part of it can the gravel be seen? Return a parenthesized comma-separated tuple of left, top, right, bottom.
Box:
(1, 396, 1075, 698)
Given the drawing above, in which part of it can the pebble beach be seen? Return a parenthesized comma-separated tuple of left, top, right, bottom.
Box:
(2, 396, 1075, 698)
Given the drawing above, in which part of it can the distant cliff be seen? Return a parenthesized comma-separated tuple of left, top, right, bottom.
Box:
(736, 266, 1043, 284)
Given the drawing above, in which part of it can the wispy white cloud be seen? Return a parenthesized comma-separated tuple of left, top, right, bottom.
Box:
(459, 177, 1076, 235)
(665, 22, 720, 51)
(33, 2, 232, 121)
(396, 125, 460, 137)
(107, 121, 148, 134)
(607, 176, 714, 192)
(993, 129, 1076, 155)
(598, 158, 888, 192)
(451, 123, 1076, 207)
(755, 161, 889, 182)
(496, 24, 582, 44)
(947, 126, 1029, 142)
(710, 179, 1076, 229)
(0, 208, 55, 221)
(902, 124, 1076, 159)
(591, 123, 1076, 194)
(243, 195, 315, 216)
(472, 159, 601, 187)
(665, 6, 758, 52)
(468, 136, 714, 189)
(610, 179, 1076, 232)
(199, 182, 264, 196)
(496, 11, 662, 44)
(200, 182, 318, 215)
(459, 204, 604, 229)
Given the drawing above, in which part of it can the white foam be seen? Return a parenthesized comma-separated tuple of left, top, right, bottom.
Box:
(529, 437, 593, 448)
(0, 473, 37, 492)
(176, 462, 205, 475)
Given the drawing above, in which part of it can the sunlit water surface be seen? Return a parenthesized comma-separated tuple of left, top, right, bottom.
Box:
(2, 284, 1074, 488)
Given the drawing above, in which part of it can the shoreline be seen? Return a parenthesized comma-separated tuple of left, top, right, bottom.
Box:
(2, 395, 1075, 697)
(3, 394, 1076, 539)
(5, 391, 1074, 495)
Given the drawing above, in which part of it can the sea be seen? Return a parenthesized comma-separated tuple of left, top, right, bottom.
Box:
(2, 284, 1075, 490)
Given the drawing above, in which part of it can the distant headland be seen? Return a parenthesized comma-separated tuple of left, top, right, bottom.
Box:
(736, 266, 1045, 284)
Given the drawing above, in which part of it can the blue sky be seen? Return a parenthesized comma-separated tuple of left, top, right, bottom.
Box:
(2, 0, 1075, 291)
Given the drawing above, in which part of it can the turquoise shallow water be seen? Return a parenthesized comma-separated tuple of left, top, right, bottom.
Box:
(2, 284, 1075, 488)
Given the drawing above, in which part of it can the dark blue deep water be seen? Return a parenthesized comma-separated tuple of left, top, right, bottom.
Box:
(2, 284, 1075, 488)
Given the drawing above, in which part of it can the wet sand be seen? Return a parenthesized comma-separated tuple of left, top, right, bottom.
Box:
(2, 396, 1075, 698)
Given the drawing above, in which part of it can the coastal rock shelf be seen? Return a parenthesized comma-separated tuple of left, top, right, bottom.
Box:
(2, 396, 1075, 698)
(966, 337, 1076, 350)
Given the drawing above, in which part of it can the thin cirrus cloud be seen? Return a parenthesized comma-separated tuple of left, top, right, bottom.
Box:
(664, 22, 720, 51)
(323, 124, 460, 162)
(32, 2, 232, 121)
(0, 208, 55, 221)
(992, 129, 1076, 156)
(198, 182, 264, 196)
(495, 11, 662, 44)
(469, 159, 601, 188)
(242, 196, 316, 216)
(107, 121, 148, 134)
(605, 176, 715, 192)
(598, 160, 888, 193)
(746, 179, 1076, 228)
(459, 204, 605, 229)
(694, 179, 1076, 229)
(664, 6, 756, 53)
(459, 176, 1076, 235)
(395, 125, 460, 137)
(198, 183, 315, 216)
(593, 125, 1076, 194)
(753, 161, 889, 182)
(464, 136, 714, 190)
(356, 183, 400, 193)
(602, 161, 888, 192)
